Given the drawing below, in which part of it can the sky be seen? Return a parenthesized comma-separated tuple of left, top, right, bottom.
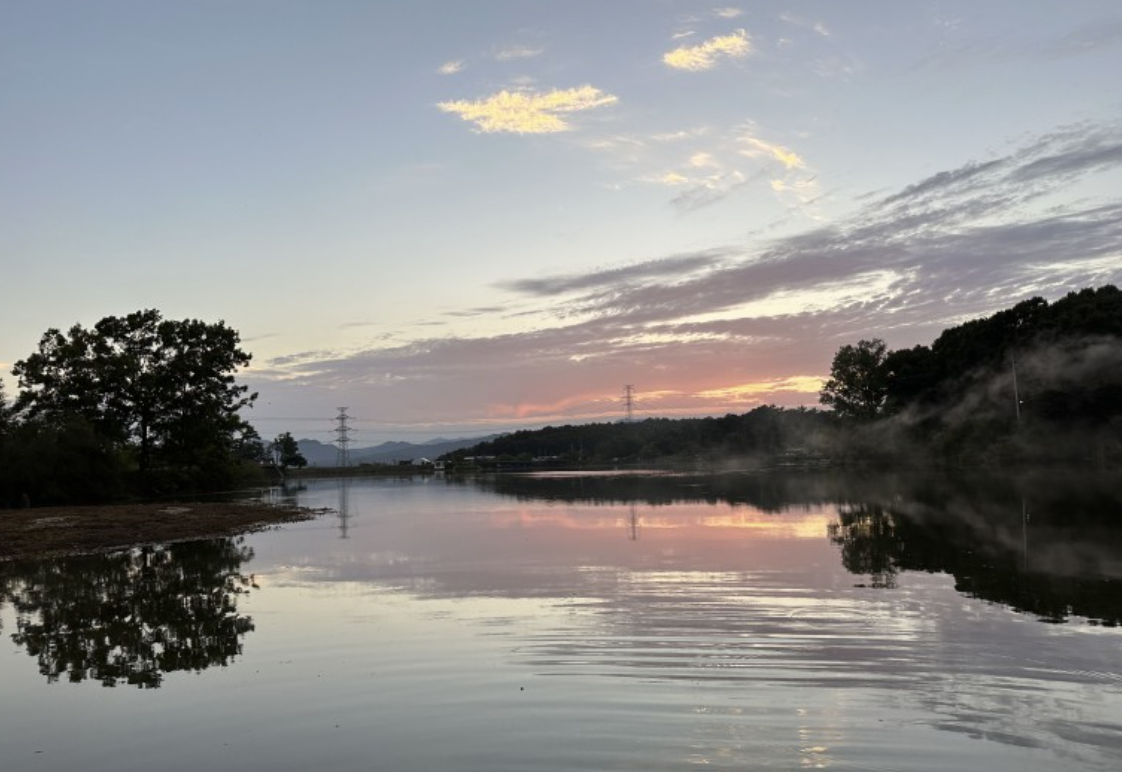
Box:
(3, 1, 1121, 446)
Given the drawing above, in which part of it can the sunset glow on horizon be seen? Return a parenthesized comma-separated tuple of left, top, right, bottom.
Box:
(3, 2, 1120, 444)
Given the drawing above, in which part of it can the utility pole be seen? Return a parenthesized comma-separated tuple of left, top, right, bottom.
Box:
(622, 384, 635, 423)
(334, 407, 353, 467)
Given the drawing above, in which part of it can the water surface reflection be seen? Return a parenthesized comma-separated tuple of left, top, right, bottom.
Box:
(0, 537, 256, 687)
(479, 470, 1122, 624)
(2, 471, 1121, 772)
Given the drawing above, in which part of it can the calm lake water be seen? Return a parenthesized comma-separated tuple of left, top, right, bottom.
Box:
(2, 471, 1121, 771)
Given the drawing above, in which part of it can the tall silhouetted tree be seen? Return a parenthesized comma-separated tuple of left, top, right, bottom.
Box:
(12, 310, 256, 480)
(271, 431, 307, 475)
(819, 338, 889, 421)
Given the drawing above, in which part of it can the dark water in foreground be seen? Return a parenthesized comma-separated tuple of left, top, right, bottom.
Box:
(1, 471, 1121, 771)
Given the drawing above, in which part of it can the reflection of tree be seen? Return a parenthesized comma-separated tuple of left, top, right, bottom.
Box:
(827, 494, 1122, 626)
(477, 472, 843, 512)
(475, 469, 1122, 625)
(1, 538, 256, 688)
(827, 503, 902, 589)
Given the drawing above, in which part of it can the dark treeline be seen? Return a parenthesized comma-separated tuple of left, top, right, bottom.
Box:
(448, 285, 1122, 469)
(444, 406, 834, 469)
(2, 288, 1118, 507)
(464, 467, 839, 510)
(0, 310, 298, 507)
(824, 284, 1122, 466)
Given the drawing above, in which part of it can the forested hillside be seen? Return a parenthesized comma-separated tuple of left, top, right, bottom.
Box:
(448, 286, 1122, 469)
(443, 406, 833, 468)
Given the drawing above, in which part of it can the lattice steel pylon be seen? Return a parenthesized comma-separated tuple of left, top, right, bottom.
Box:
(622, 384, 635, 423)
(334, 407, 353, 467)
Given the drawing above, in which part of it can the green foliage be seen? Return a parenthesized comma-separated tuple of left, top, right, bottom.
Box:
(819, 338, 889, 421)
(821, 285, 1122, 467)
(0, 414, 129, 506)
(446, 405, 834, 467)
(4, 309, 259, 501)
(13, 309, 256, 475)
(271, 431, 307, 474)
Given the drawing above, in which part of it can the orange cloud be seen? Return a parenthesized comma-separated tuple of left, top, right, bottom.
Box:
(697, 375, 825, 402)
(664, 30, 751, 71)
(438, 85, 618, 134)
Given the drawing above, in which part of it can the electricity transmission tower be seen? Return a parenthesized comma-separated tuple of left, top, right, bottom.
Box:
(334, 407, 353, 467)
(622, 384, 635, 422)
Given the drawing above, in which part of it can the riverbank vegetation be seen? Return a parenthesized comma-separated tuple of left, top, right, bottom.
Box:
(446, 285, 1122, 470)
(0, 310, 283, 508)
(2, 289, 1119, 508)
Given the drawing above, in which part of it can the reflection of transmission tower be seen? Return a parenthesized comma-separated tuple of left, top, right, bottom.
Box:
(338, 477, 351, 539)
(622, 384, 635, 422)
(334, 407, 353, 467)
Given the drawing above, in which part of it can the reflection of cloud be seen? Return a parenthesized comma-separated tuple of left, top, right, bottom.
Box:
(437, 85, 618, 134)
(664, 29, 752, 71)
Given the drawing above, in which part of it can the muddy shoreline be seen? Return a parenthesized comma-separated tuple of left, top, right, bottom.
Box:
(0, 501, 327, 562)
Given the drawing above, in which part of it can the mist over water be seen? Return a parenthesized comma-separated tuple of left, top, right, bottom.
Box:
(2, 471, 1121, 771)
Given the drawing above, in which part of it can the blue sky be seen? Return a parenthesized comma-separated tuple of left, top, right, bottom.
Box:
(3, 1, 1121, 445)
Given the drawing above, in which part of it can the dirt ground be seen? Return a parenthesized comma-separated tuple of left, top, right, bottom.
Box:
(0, 501, 326, 561)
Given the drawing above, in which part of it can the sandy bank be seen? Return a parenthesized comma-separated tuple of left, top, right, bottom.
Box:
(0, 501, 326, 561)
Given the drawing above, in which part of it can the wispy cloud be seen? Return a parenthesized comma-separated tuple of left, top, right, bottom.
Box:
(498, 252, 726, 297)
(252, 121, 1122, 433)
(494, 45, 544, 61)
(740, 136, 805, 169)
(664, 29, 752, 71)
(437, 85, 618, 134)
(713, 8, 744, 20)
(669, 169, 750, 210)
(438, 59, 464, 75)
(914, 15, 1122, 71)
(637, 127, 813, 212)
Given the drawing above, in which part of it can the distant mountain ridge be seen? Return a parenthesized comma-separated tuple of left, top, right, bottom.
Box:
(297, 435, 497, 466)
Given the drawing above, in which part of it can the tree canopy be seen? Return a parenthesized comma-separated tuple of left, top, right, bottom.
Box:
(271, 431, 307, 475)
(14, 309, 256, 472)
(819, 285, 1122, 466)
(6, 310, 260, 501)
(818, 338, 889, 421)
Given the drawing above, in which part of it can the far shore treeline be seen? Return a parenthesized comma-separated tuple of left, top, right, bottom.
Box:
(1, 286, 1120, 507)
(444, 285, 1122, 471)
